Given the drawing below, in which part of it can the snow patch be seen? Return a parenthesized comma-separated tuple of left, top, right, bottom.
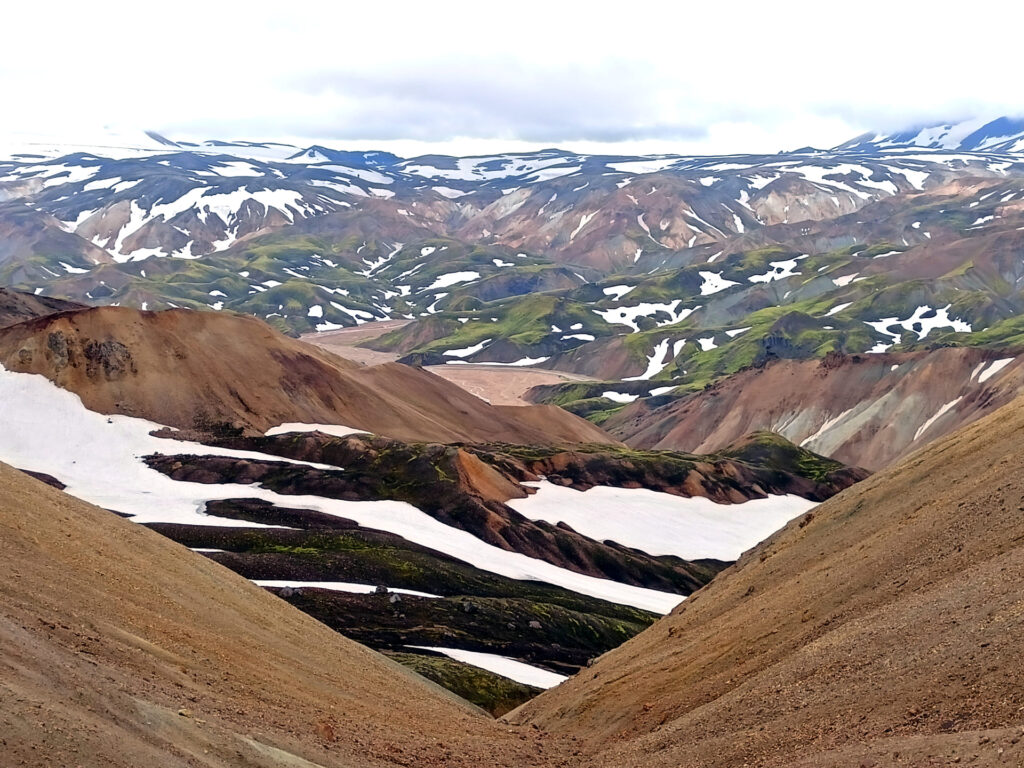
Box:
(406, 646, 567, 689)
(509, 481, 816, 562)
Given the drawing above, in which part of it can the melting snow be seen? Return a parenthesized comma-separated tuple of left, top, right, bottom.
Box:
(602, 391, 639, 404)
(447, 356, 550, 367)
(607, 158, 678, 174)
(594, 301, 698, 333)
(865, 304, 972, 342)
(824, 302, 853, 317)
(509, 481, 816, 562)
(406, 646, 567, 689)
(602, 284, 636, 301)
(749, 259, 801, 284)
(914, 397, 963, 441)
(698, 270, 739, 296)
(265, 423, 370, 438)
(623, 339, 674, 381)
(799, 408, 856, 450)
(254, 580, 439, 598)
(0, 365, 681, 613)
(570, 211, 597, 241)
(432, 186, 468, 199)
(443, 338, 493, 358)
(696, 336, 718, 351)
(424, 271, 481, 290)
(977, 357, 1015, 384)
(832, 273, 859, 287)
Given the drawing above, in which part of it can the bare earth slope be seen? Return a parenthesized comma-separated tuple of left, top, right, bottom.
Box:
(0, 306, 614, 445)
(0, 462, 565, 768)
(0, 286, 84, 328)
(511, 396, 1024, 766)
(606, 347, 1024, 470)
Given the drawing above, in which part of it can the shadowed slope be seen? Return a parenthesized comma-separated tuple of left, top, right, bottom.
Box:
(0, 286, 84, 328)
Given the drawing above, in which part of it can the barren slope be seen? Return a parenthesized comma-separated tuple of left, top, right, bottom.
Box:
(0, 286, 84, 328)
(0, 306, 614, 445)
(511, 395, 1024, 766)
(606, 347, 1024, 470)
(0, 462, 570, 767)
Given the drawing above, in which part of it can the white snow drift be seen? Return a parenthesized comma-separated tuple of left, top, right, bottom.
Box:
(508, 481, 816, 562)
(0, 365, 681, 613)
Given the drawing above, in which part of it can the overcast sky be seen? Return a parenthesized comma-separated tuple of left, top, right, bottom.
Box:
(5, 0, 1024, 157)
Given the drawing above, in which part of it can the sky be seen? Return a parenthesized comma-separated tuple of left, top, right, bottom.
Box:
(5, 0, 1024, 158)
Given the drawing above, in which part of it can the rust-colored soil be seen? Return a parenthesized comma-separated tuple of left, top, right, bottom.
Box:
(511, 396, 1024, 766)
(0, 306, 614, 446)
(609, 347, 1024, 470)
(0, 462, 568, 768)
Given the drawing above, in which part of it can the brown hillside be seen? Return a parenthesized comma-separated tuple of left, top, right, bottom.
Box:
(606, 347, 1024, 470)
(0, 306, 615, 446)
(511, 395, 1024, 766)
(0, 286, 84, 328)
(0, 462, 567, 767)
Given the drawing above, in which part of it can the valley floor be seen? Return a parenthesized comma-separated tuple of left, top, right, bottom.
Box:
(306, 323, 599, 406)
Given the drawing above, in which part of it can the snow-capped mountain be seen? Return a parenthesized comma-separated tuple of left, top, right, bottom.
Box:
(836, 116, 1024, 154)
(3, 120, 1024, 416)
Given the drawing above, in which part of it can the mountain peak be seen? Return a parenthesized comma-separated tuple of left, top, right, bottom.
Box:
(835, 116, 1024, 154)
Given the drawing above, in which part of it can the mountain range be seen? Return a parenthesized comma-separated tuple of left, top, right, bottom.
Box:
(3, 321, 1022, 766)
(2, 116, 1023, 765)
(5, 117, 1024, 467)
(0, 294, 861, 715)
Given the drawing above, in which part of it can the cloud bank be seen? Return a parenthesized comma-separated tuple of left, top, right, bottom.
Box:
(5, 0, 1024, 156)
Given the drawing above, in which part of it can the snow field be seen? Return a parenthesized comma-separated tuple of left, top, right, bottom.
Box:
(0, 366, 681, 613)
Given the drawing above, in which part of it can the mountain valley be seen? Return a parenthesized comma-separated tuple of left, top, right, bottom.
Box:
(2, 115, 1024, 766)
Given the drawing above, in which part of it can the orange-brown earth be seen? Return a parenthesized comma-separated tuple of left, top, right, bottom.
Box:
(5, 382, 1023, 768)
(510, 394, 1024, 767)
(0, 462, 567, 768)
(606, 347, 1024, 470)
(4, 319, 1024, 766)
(0, 306, 614, 445)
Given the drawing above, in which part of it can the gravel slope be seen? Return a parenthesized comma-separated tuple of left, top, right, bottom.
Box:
(0, 462, 568, 767)
(511, 394, 1024, 766)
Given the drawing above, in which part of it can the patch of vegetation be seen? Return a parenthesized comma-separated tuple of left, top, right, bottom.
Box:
(713, 430, 850, 480)
(384, 651, 541, 717)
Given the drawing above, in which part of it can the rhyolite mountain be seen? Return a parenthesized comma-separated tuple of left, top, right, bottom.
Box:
(3, 338, 1023, 766)
(0, 295, 862, 714)
(4, 118, 1024, 468)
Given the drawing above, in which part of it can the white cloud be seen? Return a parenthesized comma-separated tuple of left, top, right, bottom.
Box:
(4, 0, 1024, 155)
